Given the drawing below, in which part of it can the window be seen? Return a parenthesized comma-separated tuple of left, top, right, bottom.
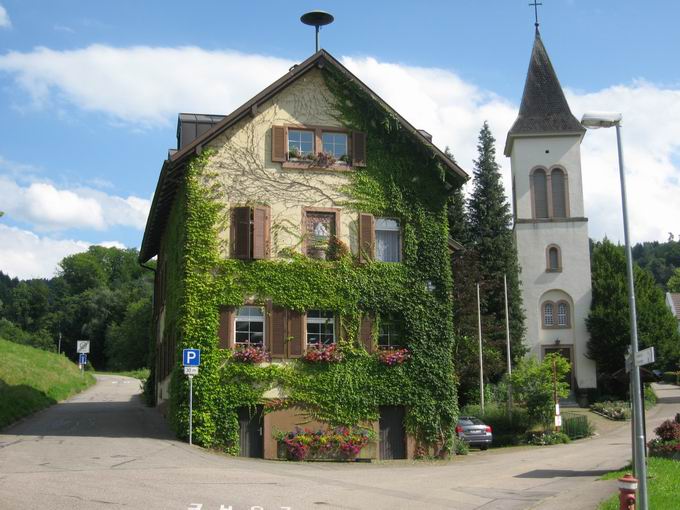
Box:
(547, 245, 561, 272)
(271, 125, 366, 167)
(322, 132, 348, 159)
(235, 306, 265, 346)
(542, 300, 571, 328)
(378, 318, 403, 348)
(375, 218, 401, 262)
(557, 302, 569, 327)
(531, 167, 569, 219)
(532, 169, 549, 218)
(303, 209, 338, 258)
(232, 206, 270, 260)
(288, 129, 314, 158)
(306, 310, 336, 346)
(543, 302, 554, 327)
(551, 169, 567, 218)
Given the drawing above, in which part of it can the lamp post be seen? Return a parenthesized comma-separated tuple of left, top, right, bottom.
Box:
(581, 112, 647, 510)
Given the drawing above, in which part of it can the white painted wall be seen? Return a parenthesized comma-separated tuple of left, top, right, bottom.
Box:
(510, 133, 597, 389)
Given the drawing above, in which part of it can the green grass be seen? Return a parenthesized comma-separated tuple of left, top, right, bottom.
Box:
(95, 368, 149, 380)
(0, 338, 95, 429)
(598, 457, 680, 509)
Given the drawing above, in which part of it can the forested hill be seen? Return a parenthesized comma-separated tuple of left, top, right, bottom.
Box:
(632, 237, 680, 289)
(0, 247, 153, 371)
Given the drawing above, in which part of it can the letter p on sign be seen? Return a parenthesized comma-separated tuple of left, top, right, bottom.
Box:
(183, 349, 201, 367)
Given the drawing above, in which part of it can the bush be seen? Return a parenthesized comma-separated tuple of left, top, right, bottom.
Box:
(662, 371, 679, 384)
(562, 414, 594, 440)
(591, 401, 631, 421)
(644, 384, 658, 408)
(462, 404, 532, 446)
(526, 430, 570, 446)
(654, 420, 680, 442)
(453, 436, 469, 455)
(0, 318, 54, 351)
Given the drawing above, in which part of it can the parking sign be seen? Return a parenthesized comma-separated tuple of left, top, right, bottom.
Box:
(182, 349, 201, 367)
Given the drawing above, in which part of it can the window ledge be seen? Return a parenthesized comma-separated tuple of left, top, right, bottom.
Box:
(282, 161, 353, 172)
(546, 268, 562, 273)
(542, 325, 571, 330)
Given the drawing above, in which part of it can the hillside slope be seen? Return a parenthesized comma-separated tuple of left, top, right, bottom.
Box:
(0, 338, 96, 429)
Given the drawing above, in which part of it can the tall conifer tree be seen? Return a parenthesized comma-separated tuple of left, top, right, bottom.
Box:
(466, 122, 526, 368)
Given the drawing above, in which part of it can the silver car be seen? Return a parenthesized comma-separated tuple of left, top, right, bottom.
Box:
(456, 416, 493, 450)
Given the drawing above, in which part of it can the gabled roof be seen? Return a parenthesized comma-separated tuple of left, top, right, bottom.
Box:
(139, 49, 468, 263)
(504, 29, 584, 156)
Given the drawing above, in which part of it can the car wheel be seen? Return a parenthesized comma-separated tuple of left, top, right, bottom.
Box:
(480, 445, 488, 451)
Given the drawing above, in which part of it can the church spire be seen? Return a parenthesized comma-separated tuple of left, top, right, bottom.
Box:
(505, 30, 584, 155)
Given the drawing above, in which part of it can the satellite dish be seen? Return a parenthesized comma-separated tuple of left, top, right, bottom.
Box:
(300, 10, 334, 52)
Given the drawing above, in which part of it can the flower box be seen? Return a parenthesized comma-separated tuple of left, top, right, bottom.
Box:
(231, 345, 270, 363)
(275, 426, 373, 461)
(303, 344, 343, 363)
(376, 347, 411, 366)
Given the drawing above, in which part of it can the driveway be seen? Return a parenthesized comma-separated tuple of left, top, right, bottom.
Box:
(0, 375, 678, 510)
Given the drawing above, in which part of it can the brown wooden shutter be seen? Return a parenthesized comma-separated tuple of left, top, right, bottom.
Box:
(268, 304, 287, 358)
(218, 307, 235, 349)
(252, 205, 271, 259)
(272, 126, 286, 162)
(352, 131, 367, 167)
(360, 315, 374, 353)
(232, 207, 252, 259)
(287, 311, 304, 358)
(358, 213, 375, 263)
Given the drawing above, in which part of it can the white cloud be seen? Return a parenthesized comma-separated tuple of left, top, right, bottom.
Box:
(0, 4, 10, 28)
(0, 175, 150, 231)
(0, 45, 679, 242)
(0, 45, 293, 126)
(0, 224, 126, 279)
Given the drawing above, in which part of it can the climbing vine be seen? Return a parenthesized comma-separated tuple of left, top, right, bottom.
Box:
(166, 66, 461, 455)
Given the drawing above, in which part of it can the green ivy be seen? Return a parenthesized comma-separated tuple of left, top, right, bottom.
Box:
(166, 66, 461, 455)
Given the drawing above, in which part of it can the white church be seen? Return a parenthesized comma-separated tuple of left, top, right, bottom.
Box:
(505, 28, 597, 399)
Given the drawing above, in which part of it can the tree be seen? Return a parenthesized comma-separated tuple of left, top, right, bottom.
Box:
(667, 268, 680, 293)
(105, 297, 152, 370)
(510, 353, 570, 428)
(465, 122, 526, 369)
(587, 239, 680, 379)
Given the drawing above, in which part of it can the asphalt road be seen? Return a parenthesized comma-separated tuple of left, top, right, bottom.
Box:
(1, 375, 679, 510)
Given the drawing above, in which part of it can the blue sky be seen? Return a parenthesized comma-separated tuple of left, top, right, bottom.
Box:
(1, 1, 679, 278)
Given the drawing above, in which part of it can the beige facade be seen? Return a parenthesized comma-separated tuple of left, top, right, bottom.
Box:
(204, 69, 359, 258)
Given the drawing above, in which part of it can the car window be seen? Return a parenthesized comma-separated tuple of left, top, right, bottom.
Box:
(458, 419, 473, 426)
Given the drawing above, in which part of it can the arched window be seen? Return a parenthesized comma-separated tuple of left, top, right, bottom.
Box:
(557, 302, 570, 327)
(551, 168, 567, 218)
(532, 169, 549, 218)
(546, 245, 561, 272)
(543, 302, 554, 327)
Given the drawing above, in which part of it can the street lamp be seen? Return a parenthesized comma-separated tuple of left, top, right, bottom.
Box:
(581, 111, 648, 510)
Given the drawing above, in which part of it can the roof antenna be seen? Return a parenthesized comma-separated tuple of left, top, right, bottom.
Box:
(529, 0, 542, 31)
(300, 10, 334, 52)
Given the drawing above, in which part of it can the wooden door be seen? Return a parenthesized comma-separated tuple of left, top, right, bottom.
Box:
(379, 406, 406, 460)
(237, 406, 264, 458)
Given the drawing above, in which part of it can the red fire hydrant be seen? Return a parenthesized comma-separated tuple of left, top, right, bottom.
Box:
(618, 473, 638, 510)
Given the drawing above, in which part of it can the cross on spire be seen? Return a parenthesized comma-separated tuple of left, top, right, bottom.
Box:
(529, 0, 542, 29)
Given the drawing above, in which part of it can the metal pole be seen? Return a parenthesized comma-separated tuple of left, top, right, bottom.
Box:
(58, 332, 62, 355)
(189, 375, 193, 446)
(315, 26, 320, 52)
(477, 283, 484, 413)
(504, 274, 513, 413)
(616, 123, 648, 510)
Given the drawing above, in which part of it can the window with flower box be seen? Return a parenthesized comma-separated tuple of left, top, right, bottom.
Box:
(306, 310, 336, 347)
(378, 318, 403, 348)
(235, 306, 265, 346)
(271, 125, 366, 167)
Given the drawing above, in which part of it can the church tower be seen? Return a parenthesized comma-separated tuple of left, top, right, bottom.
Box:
(505, 29, 597, 396)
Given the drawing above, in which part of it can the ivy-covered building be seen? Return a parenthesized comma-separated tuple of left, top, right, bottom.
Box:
(139, 50, 468, 460)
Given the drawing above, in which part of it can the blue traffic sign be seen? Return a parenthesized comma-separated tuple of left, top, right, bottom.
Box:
(183, 349, 201, 367)
(78, 353, 87, 365)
